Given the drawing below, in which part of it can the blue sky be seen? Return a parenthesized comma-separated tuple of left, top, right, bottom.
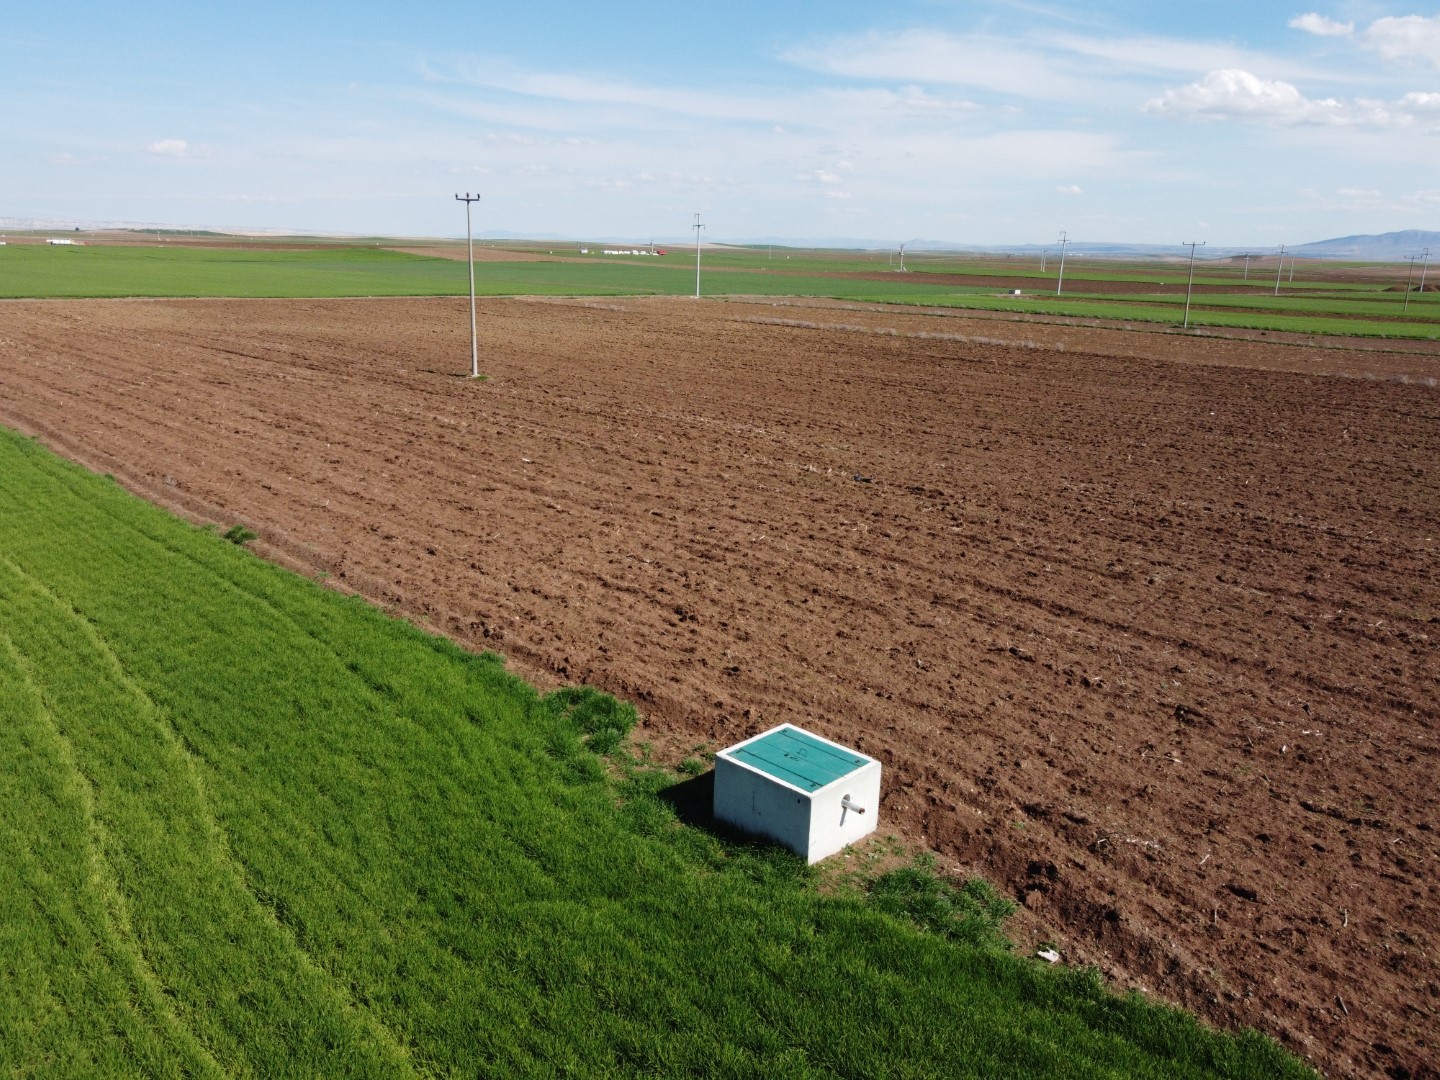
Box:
(3, 1, 1438, 245)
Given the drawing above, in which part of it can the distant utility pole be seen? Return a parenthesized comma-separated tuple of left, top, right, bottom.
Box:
(1406, 248, 1431, 314)
(1241, 253, 1252, 281)
(454, 192, 481, 378)
(898, 242, 907, 272)
(1403, 254, 1420, 313)
(1182, 240, 1206, 329)
(693, 212, 705, 298)
(1273, 243, 1286, 297)
(1040, 249, 1047, 272)
(1056, 231, 1070, 296)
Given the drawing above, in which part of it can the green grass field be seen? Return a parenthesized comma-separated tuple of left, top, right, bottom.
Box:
(0, 426, 1314, 1078)
(2, 239, 1435, 339)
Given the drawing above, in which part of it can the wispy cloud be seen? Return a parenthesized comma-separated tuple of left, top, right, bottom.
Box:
(1288, 13, 1354, 38)
(48, 151, 107, 167)
(146, 138, 192, 158)
(780, 30, 1092, 99)
(781, 25, 1336, 104)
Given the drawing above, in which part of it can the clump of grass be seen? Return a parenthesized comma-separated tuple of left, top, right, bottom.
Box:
(221, 524, 257, 545)
(869, 853, 1016, 952)
(540, 684, 636, 755)
(677, 755, 707, 777)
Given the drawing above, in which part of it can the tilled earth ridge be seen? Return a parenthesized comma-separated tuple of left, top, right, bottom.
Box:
(1, 295, 1436, 1078)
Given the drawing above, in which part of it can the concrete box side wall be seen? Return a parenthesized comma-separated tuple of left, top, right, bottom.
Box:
(805, 761, 883, 862)
(713, 757, 812, 857)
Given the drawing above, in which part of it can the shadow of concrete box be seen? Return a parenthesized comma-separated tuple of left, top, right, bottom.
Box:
(713, 724, 881, 864)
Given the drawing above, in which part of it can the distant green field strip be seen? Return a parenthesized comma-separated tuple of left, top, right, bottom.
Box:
(0, 246, 472, 298)
(842, 292, 1440, 338)
(0, 245, 991, 301)
(1063, 291, 1440, 318)
(0, 427, 1313, 1077)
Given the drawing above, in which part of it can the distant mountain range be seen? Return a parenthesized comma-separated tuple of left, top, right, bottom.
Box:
(1288, 230, 1439, 260)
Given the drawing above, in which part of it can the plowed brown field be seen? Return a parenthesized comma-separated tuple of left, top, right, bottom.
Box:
(2, 295, 1436, 1078)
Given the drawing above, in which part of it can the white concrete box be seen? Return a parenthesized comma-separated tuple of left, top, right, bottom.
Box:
(713, 724, 881, 864)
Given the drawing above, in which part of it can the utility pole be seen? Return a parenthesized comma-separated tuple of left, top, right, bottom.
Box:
(1241, 253, 1252, 281)
(1419, 247, 1432, 296)
(1056, 231, 1070, 296)
(1182, 240, 1206, 329)
(1040, 249, 1047, 273)
(898, 242, 907, 272)
(1274, 243, 1286, 297)
(454, 193, 481, 378)
(693, 213, 705, 298)
(1403, 254, 1419, 313)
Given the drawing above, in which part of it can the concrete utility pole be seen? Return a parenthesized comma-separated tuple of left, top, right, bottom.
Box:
(1056, 231, 1070, 296)
(898, 242, 907, 272)
(1182, 240, 1206, 329)
(1274, 243, 1286, 297)
(455, 193, 481, 378)
(1241, 253, 1252, 281)
(693, 212, 705, 298)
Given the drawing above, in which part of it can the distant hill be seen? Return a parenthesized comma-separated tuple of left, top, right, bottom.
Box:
(732, 233, 1439, 262)
(1290, 230, 1440, 260)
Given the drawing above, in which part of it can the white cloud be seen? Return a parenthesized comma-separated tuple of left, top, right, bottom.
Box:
(1289, 13, 1355, 37)
(1056, 184, 1083, 195)
(1361, 15, 1440, 67)
(146, 138, 191, 158)
(1145, 69, 1440, 128)
(1144, 69, 1344, 123)
(1401, 90, 1440, 111)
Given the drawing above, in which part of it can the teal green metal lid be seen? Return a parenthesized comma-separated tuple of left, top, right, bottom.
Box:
(729, 726, 868, 793)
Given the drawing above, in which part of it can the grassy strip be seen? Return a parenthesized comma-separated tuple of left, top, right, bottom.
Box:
(0, 427, 1315, 1077)
(1061, 291, 1440, 318)
(0, 245, 976, 301)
